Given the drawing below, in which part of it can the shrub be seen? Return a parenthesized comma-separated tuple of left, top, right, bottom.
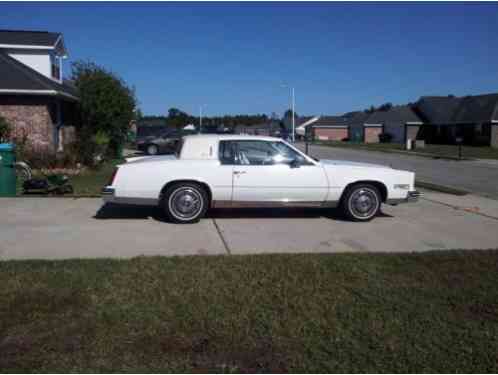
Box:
(341, 137, 350, 142)
(378, 133, 393, 143)
(72, 61, 136, 162)
(0, 115, 11, 142)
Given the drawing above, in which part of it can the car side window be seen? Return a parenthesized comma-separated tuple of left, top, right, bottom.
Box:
(236, 141, 278, 165)
(272, 142, 311, 165)
(219, 141, 236, 165)
(219, 140, 313, 166)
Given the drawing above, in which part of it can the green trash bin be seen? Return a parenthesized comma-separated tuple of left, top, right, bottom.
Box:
(0, 143, 16, 197)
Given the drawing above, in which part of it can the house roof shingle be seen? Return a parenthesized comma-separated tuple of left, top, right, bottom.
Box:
(365, 105, 422, 125)
(0, 52, 78, 100)
(0, 30, 61, 47)
(415, 96, 462, 124)
(415, 94, 498, 124)
(451, 94, 498, 123)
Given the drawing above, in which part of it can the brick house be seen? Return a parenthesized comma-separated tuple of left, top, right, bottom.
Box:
(0, 30, 79, 152)
(295, 116, 349, 141)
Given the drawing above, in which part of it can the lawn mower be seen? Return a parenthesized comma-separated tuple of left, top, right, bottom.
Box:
(16, 162, 74, 195)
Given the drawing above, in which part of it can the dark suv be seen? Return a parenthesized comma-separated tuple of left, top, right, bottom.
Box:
(137, 129, 198, 155)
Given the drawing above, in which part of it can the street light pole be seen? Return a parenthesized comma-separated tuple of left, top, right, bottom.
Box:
(199, 105, 206, 134)
(281, 84, 296, 143)
(291, 87, 295, 143)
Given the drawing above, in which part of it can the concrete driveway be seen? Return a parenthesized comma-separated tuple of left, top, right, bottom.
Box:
(300, 143, 498, 199)
(1, 191, 497, 260)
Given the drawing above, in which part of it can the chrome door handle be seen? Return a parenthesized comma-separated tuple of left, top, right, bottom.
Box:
(233, 170, 246, 175)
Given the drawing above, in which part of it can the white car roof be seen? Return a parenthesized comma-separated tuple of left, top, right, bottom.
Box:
(181, 134, 283, 160)
(182, 134, 281, 142)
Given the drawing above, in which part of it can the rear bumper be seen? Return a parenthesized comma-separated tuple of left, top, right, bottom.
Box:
(386, 190, 422, 205)
(102, 187, 116, 203)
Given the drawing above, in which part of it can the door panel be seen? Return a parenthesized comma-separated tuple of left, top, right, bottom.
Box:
(232, 164, 328, 203)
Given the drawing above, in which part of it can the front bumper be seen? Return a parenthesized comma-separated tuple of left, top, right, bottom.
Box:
(387, 190, 422, 205)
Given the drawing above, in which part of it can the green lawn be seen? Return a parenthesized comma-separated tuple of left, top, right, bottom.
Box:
(1, 251, 497, 373)
(16, 160, 120, 197)
(316, 141, 498, 160)
(69, 160, 120, 196)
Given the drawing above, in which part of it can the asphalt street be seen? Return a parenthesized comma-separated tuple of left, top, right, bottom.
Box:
(298, 143, 498, 199)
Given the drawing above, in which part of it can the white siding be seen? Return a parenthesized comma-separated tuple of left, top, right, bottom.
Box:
(6, 48, 52, 79)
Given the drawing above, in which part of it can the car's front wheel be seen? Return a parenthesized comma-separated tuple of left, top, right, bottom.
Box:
(162, 182, 209, 223)
(341, 183, 381, 222)
(146, 144, 158, 155)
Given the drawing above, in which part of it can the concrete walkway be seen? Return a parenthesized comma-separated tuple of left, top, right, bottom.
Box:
(1, 190, 497, 260)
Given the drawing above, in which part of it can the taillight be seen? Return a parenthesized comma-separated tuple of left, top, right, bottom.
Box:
(107, 168, 118, 186)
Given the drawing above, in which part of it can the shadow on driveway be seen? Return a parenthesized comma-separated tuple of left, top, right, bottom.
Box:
(94, 203, 166, 222)
(94, 203, 393, 222)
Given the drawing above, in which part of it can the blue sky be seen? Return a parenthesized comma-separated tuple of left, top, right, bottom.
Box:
(1, 2, 497, 117)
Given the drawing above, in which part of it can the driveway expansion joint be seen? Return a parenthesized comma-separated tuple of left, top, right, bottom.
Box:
(212, 218, 231, 255)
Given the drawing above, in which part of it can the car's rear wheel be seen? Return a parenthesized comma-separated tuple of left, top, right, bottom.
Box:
(162, 182, 209, 223)
(341, 183, 381, 222)
(147, 144, 158, 155)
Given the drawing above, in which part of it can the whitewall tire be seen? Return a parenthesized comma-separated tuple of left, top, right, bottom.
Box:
(341, 183, 381, 222)
(162, 183, 209, 224)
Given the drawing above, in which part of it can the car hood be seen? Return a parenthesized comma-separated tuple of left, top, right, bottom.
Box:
(319, 159, 391, 169)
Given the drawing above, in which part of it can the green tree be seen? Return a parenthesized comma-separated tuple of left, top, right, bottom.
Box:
(283, 109, 298, 119)
(72, 61, 136, 161)
(0, 115, 11, 142)
(135, 108, 143, 121)
(167, 107, 195, 129)
(378, 102, 393, 111)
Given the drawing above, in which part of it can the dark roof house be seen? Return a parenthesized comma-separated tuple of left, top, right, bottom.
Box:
(451, 94, 498, 124)
(0, 30, 64, 49)
(364, 105, 423, 143)
(0, 29, 78, 152)
(415, 96, 462, 124)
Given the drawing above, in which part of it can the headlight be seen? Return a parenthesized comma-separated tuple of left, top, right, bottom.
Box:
(394, 184, 410, 190)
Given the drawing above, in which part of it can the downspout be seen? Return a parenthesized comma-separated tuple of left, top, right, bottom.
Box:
(58, 56, 63, 82)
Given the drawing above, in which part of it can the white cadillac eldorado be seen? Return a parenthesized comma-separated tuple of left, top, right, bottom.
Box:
(102, 135, 420, 223)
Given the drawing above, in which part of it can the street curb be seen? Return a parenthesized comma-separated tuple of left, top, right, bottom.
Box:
(415, 180, 469, 196)
(312, 142, 474, 161)
(384, 149, 474, 161)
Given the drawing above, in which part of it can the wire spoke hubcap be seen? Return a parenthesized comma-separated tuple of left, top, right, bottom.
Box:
(350, 188, 378, 218)
(170, 188, 203, 219)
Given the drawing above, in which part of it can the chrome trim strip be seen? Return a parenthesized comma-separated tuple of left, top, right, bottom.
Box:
(212, 200, 338, 208)
(102, 195, 158, 206)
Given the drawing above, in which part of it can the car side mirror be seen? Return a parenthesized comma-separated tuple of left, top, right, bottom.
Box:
(289, 158, 301, 168)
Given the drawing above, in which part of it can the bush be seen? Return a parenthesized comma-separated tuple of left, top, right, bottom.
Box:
(0, 115, 11, 142)
(378, 133, 393, 143)
(341, 137, 350, 142)
(72, 61, 136, 163)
